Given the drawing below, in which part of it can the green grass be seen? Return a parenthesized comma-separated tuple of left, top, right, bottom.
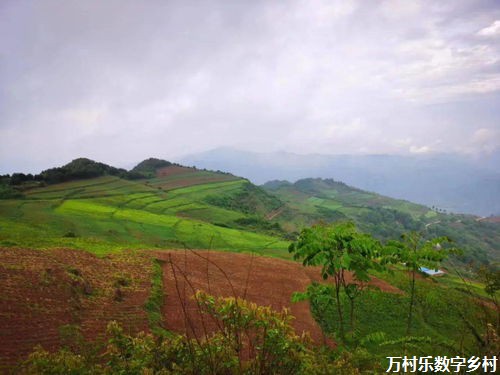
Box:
(144, 259, 169, 337)
(264, 179, 499, 265)
(0, 175, 289, 257)
(305, 269, 492, 360)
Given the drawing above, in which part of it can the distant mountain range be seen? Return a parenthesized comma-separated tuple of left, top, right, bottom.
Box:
(180, 148, 500, 216)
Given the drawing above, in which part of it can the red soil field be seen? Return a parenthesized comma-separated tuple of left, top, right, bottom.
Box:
(159, 176, 237, 191)
(0, 248, 152, 370)
(155, 250, 401, 347)
(154, 165, 238, 190)
(481, 216, 500, 223)
(0, 247, 402, 370)
(156, 165, 196, 177)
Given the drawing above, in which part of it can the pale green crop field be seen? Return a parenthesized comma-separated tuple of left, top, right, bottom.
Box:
(0, 176, 289, 257)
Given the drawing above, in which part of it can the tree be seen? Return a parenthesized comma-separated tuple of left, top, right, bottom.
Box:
(478, 266, 500, 331)
(384, 232, 455, 335)
(289, 222, 380, 342)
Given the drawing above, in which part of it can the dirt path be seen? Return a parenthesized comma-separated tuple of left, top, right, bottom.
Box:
(155, 250, 402, 347)
(265, 206, 285, 220)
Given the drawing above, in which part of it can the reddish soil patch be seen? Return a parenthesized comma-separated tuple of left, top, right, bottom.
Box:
(480, 216, 500, 223)
(159, 176, 236, 191)
(265, 206, 285, 220)
(155, 250, 402, 347)
(0, 248, 152, 370)
(156, 165, 196, 178)
(304, 267, 403, 294)
(155, 166, 238, 190)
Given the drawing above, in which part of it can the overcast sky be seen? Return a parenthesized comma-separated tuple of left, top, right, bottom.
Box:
(1, 0, 500, 173)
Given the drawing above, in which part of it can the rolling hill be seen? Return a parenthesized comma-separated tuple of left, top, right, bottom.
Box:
(262, 178, 499, 265)
(0, 159, 289, 256)
(181, 148, 500, 216)
(1, 158, 498, 266)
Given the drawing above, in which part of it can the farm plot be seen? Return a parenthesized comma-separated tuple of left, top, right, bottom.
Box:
(0, 248, 153, 370)
(25, 176, 155, 200)
(156, 250, 401, 347)
(151, 166, 238, 191)
(0, 175, 289, 255)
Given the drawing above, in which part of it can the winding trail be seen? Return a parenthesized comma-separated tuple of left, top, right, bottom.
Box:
(265, 206, 285, 220)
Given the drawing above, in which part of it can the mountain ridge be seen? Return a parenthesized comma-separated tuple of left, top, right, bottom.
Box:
(180, 148, 500, 216)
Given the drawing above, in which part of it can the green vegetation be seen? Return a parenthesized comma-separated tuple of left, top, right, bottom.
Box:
(384, 232, 457, 335)
(0, 158, 147, 200)
(22, 293, 348, 374)
(38, 158, 143, 183)
(289, 222, 381, 342)
(0, 174, 289, 256)
(19, 221, 498, 373)
(303, 279, 492, 359)
(263, 178, 499, 266)
(0, 158, 498, 373)
(2, 160, 497, 267)
(204, 181, 282, 215)
(131, 157, 172, 177)
(144, 259, 167, 336)
(289, 223, 498, 368)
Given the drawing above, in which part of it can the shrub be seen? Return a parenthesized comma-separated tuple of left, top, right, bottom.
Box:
(22, 292, 343, 374)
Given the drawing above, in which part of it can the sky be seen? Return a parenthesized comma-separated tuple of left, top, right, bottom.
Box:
(1, 0, 500, 174)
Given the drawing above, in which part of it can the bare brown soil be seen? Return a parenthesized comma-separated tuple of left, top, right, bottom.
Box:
(0, 247, 402, 369)
(155, 250, 402, 347)
(159, 176, 236, 191)
(0, 248, 152, 370)
(480, 216, 500, 223)
(154, 165, 238, 191)
(156, 165, 196, 177)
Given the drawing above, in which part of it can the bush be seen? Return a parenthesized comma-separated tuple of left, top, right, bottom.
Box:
(22, 292, 344, 374)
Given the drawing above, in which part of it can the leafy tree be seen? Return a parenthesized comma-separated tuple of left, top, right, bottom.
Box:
(384, 232, 456, 335)
(478, 266, 500, 331)
(35, 158, 144, 184)
(10, 173, 34, 185)
(130, 158, 173, 178)
(288, 222, 380, 342)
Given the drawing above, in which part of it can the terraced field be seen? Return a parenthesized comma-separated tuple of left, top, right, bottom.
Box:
(0, 169, 288, 256)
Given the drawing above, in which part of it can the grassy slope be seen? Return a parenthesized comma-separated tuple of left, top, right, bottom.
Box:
(263, 178, 499, 265)
(0, 173, 289, 257)
(307, 270, 492, 360)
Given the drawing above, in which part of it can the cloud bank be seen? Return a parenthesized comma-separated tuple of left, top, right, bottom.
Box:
(1, 0, 499, 173)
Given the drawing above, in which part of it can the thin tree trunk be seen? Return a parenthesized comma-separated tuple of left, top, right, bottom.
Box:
(335, 273, 345, 342)
(406, 269, 416, 335)
(350, 298, 355, 338)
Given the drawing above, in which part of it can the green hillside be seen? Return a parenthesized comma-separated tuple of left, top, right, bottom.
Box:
(263, 178, 500, 265)
(1, 161, 498, 267)
(0, 163, 289, 257)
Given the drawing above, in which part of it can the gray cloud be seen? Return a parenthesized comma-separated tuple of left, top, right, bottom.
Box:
(1, 0, 499, 173)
